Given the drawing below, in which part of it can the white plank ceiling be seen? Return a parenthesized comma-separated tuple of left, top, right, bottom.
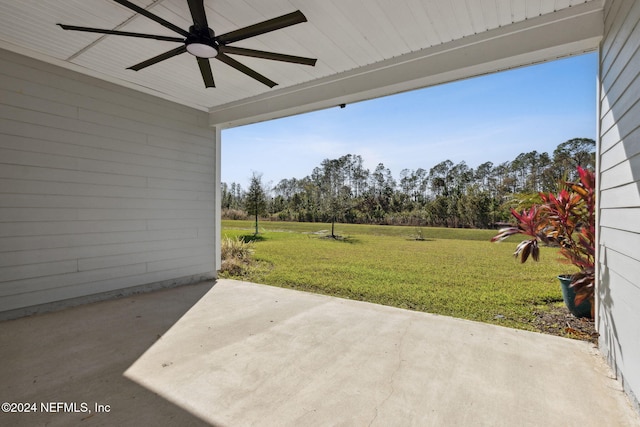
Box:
(0, 0, 602, 117)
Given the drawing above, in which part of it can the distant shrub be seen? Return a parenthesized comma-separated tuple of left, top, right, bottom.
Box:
(412, 227, 426, 241)
(222, 209, 248, 220)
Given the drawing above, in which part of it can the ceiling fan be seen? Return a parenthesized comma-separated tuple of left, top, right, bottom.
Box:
(57, 0, 317, 88)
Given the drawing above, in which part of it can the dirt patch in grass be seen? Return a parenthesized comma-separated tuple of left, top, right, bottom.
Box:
(531, 304, 598, 343)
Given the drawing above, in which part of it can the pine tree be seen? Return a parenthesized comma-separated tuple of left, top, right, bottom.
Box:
(245, 172, 267, 235)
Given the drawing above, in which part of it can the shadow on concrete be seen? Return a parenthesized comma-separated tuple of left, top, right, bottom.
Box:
(0, 281, 220, 427)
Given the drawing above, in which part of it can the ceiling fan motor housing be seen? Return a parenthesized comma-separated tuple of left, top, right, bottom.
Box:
(186, 26, 218, 57)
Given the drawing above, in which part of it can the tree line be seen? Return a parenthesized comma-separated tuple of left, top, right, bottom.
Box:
(222, 138, 595, 230)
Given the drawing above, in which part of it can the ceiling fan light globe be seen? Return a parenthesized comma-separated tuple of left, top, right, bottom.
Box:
(186, 42, 218, 58)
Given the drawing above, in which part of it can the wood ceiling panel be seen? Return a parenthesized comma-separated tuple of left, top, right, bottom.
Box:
(480, 0, 500, 30)
(404, 0, 443, 46)
(540, 0, 558, 14)
(374, 2, 431, 52)
(555, 0, 572, 7)
(510, 0, 527, 22)
(465, 0, 488, 33)
(327, 0, 387, 64)
(526, 0, 542, 17)
(330, 1, 405, 60)
(0, 2, 113, 59)
(423, 0, 455, 43)
(204, 0, 265, 35)
(364, 2, 414, 54)
(495, 0, 514, 26)
(448, 0, 476, 37)
(150, 0, 197, 31)
(434, 0, 464, 40)
(295, 1, 378, 68)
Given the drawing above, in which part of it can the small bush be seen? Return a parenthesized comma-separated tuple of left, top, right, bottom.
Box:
(221, 235, 254, 260)
(219, 236, 255, 276)
(412, 227, 426, 241)
(220, 258, 246, 276)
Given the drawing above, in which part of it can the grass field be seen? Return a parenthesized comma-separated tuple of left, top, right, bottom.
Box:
(221, 220, 573, 332)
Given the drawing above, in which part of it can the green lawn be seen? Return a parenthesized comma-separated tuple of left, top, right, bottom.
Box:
(221, 220, 572, 332)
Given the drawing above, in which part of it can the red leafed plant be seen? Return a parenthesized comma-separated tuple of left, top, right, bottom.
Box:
(491, 166, 595, 310)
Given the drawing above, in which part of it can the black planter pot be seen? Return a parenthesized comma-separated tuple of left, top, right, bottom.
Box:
(558, 275, 592, 318)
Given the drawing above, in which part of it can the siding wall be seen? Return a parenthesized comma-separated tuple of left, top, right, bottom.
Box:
(0, 49, 216, 317)
(598, 0, 640, 410)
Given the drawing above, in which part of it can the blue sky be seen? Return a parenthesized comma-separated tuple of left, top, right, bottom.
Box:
(222, 52, 597, 188)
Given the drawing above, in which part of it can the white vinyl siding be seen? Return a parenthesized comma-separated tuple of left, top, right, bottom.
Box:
(0, 48, 216, 314)
(598, 0, 640, 410)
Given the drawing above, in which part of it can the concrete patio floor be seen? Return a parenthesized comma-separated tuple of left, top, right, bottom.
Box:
(1, 279, 638, 426)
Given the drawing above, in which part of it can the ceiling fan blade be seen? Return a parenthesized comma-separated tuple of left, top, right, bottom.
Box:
(219, 46, 316, 66)
(197, 57, 215, 88)
(216, 52, 277, 88)
(57, 24, 184, 42)
(216, 10, 307, 44)
(187, 0, 208, 28)
(112, 0, 189, 37)
(128, 45, 187, 71)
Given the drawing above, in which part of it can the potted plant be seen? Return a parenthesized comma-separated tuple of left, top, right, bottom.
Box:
(491, 166, 595, 318)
